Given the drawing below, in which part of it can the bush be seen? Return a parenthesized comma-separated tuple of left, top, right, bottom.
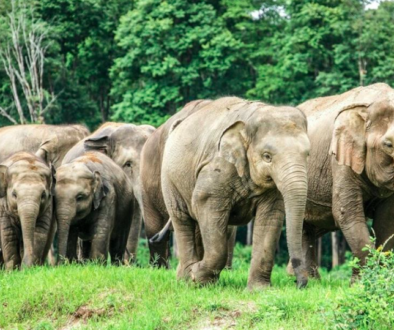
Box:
(333, 238, 394, 330)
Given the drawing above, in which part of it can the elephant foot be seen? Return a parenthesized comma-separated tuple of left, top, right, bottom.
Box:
(176, 263, 193, 281)
(247, 280, 271, 292)
(190, 262, 220, 285)
(294, 270, 309, 289)
(5, 260, 20, 271)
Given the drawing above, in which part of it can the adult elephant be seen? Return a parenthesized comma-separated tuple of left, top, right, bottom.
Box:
(63, 122, 155, 262)
(55, 152, 134, 263)
(161, 97, 310, 289)
(291, 83, 394, 280)
(0, 152, 55, 270)
(140, 100, 237, 268)
(0, 124, 89, 167)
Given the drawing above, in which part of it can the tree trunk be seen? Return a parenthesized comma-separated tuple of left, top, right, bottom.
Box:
(246, 221, 253, 246)
(317, 237, 322, 267)
(332, 232, 339, 268)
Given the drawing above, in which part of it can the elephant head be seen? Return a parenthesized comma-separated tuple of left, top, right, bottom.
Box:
(219, 106, 310, 287)
(55, 161, 109, 261)
(330, 99, 394, 190)
(83, 124, 154, 205)
(0, 152, 53, 267)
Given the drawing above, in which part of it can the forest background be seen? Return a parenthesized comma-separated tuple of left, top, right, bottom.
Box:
(1, 0, 393, 268)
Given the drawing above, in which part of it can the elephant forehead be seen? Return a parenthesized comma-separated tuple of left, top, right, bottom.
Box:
(113, 145, 138, 163)
(57, 163, 93, 182)
(8, 160, 50, 176)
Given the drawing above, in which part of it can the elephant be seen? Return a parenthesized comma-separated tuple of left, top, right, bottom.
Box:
(0, 152, 55, 270)
(287, 83, 394, 280)
(63, 122, 155, 262)
(0, 124, 89, 168)
(161, 97, 310, 289)
(55, 151, 134, 264)
(140, 99, 237, 268)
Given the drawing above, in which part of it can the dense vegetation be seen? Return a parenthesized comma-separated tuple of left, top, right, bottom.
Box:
(1, 0, 394, 128)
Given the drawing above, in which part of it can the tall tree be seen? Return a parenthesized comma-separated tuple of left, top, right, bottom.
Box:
(0, 0, 57, 124)
(110, 0, 250, 126)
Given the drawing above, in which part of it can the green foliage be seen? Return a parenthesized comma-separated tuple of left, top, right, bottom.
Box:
(1, 0, 394, 129)
(110, 0, 250, 125)
(333, 238, 394, 330)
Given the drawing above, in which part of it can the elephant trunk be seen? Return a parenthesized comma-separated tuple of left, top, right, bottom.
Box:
(274, 162, 308, 288)
(18, 200, 40, 268)
(56, 204, 75, 263)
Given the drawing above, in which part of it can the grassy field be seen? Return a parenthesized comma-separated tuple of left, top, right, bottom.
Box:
(0, 242, 352, 330)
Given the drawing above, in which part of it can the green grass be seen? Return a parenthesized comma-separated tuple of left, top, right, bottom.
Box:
(0, 242, 351, 330)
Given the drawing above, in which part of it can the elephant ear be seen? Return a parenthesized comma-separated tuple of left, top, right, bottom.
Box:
(93, 171, 110, 210)
(0, 165, 7, 198)
(84, 130, 112, 155)
(330, 103, 369, 174)
(218, 121, 248, 177)
(35, 140, 51, 164)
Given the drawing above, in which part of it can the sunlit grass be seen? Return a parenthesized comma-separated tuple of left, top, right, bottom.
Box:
(0, 241, 351, 330)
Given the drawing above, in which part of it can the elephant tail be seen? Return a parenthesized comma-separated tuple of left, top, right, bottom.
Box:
(149, 219, 172, 244)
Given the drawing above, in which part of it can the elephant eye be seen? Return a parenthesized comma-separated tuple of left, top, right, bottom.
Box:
(12, 190, 17, 198)
(76, 194, 86, 201)
(124, 161, 133, 168)
(262, 152, 272, 163)
(383, 140, 393, 148)
(41, 191, 46, 200)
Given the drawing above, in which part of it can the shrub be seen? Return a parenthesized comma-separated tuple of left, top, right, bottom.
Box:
(333, 237, 394, 330)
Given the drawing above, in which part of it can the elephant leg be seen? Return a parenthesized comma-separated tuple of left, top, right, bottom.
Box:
(66, 227, 79, 263)
(373, 195, 394, 250)
(286, 225, 322, 279)
(124, 199, 142, 264)
(172, 214, 200, 281)
(332, 168, 371, 280)
(248, 196, 284, 290)
(194, 224, 204, 261)
(225, 226, 237, 269)
(144, 204, 170, 268)
(110, 212, 133, 265)
(81, 240, 91, 261)
(189, 197, 230, 285)
(90, 197, 116, 262)
(1, 216, 21, 270)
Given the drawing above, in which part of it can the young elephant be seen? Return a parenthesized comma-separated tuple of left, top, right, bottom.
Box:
(288, 83, 394, 280)
(55, 151, 134, 263)
(63, 122, 155, 262)
(0, 152, 55, 270)
(161, 97, 310, 289)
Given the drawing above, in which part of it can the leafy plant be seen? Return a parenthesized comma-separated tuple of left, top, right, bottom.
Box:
(333, 237, 394, 330)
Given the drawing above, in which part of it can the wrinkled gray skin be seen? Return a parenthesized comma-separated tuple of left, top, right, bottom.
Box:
(0, 124, 89, 167)
(285, 83, 394, 281)
(55, 151, 134, 263)
(0, 152, 54, 270)
(162, 97, 310, 289)
(0, 124, 89, 266)
(141, 100, 237, 268)
(63, 122, 155, 262)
